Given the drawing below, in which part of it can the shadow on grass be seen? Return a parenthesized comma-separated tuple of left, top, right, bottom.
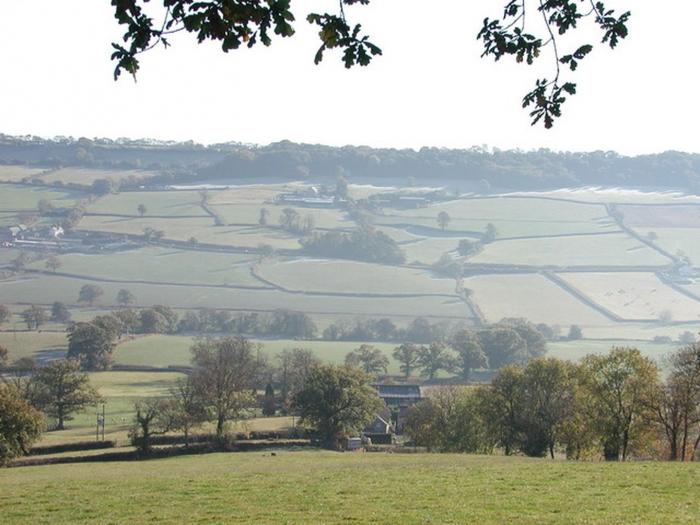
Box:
(9, 440, 316, 468)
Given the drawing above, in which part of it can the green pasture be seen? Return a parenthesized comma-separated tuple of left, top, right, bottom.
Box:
(114, 335, 400, 372)
(0, 183, 83, 211)
(402, 237, 463, 264)
(557, 271, 700, 322)
(0, 212, 19, 226)
(548, 339, 680, 366)
(0, 165, 45, 182)
(77, 215, 302, 250)
(2, 452, 698, 524)
(469, 233, 670, 267)
(464, 273, 613, 326)
(378, 197, 618, 237)
(256, 258, 456, 296)
(508, 188, 700, 205)
(210, 203, 353, 229)
(636, 227, 700, 264)
(0, 274, 471, 318)
(207, 184, 288, 205)
(35, 371, 184, 446)
(0, 331, 67, 362)
(27, 247, 262, 287)
(40, 168, 157, 186)
(88, 191, 210, 217)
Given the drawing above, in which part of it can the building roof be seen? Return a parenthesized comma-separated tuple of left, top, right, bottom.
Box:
(372, 384, 422, 398)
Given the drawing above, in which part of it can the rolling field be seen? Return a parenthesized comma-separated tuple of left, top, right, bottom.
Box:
(256, 258, 456, 295)
(0, 274, 471, 318)
(558, 272, 700, 321)
(0, 331, 67, 362)
(206, 184, 288, 205)
(509, 187, 700, 204)
(463, 273, 613, 326)
(27, 247, 263, 287)
(36, 371, 185, 446)
(114, 334, 400, 372)
(88, 191, 210, 217)
(402, 237, 465, 265)
(469, 233, 670, 267)
(619, 204, 700, 228)
(547, 339, 680, 365)
(40, 168, 157, 186)
(210, 203, 353, 229)
(77, 215, 302, 249)
(0, 165, 45, 182)
(1, 452, 698, 524)
(636, 227, 700, 263)
(380, 197, 617, 237)
(0, 183, 82, 210)
(2, 181, 700, 348)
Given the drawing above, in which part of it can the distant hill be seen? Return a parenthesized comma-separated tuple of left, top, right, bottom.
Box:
(2, 134, 700, 192)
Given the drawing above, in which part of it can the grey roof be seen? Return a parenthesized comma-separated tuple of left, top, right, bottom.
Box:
(373, 384, 422, 397)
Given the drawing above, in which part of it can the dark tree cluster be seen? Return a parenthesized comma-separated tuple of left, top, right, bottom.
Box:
(1, 358, 101, 463)
(405, 345, 700, 462)
(338, 319, 548, 380)
(177, 309, 317, 339)
(7, 135, 700, 195)
(300, 226, 405, 265)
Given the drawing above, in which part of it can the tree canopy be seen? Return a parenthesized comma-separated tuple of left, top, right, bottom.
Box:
(110, 1, 630, 128)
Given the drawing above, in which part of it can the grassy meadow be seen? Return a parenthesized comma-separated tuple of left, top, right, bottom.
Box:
(257, 258, 456, 295)
(27, 247, 264, 287)
(0, 183, 81, 210)
(1, 452, 698, 524)
(469, 233, 670, 267)
(558, 272, 700, 321)
(88, 190, 210, 217)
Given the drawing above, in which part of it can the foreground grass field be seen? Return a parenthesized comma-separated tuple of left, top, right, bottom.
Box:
(1, 452, 698, 524)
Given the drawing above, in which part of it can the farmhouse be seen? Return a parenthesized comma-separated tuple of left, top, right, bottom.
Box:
(372, 383, 423, 408)
(275, 186, 338, 207)
(363, 410, 394, 445)
(1, 224, 28, 241)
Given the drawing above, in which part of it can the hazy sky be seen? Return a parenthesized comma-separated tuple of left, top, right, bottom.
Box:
(1, 1, 698, 154)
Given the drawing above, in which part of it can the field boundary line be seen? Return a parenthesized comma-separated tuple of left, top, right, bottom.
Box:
(542, 271, 627, 323)
(249, 264, 461, 300)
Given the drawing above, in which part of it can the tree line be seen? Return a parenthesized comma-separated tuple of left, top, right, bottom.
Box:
(6, 135, 700, 194)
(404, 345, 700, 462)
(0, 357, 100, 464)
(342, 318, 548, 381)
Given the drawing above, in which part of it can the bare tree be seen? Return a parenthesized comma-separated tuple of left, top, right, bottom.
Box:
(190, 337, 261, 438)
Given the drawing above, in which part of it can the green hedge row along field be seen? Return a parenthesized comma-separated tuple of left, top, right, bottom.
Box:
(1, 452, 698, 524)
(27, 247, 263, 288)
(88, 191, 210, 217)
